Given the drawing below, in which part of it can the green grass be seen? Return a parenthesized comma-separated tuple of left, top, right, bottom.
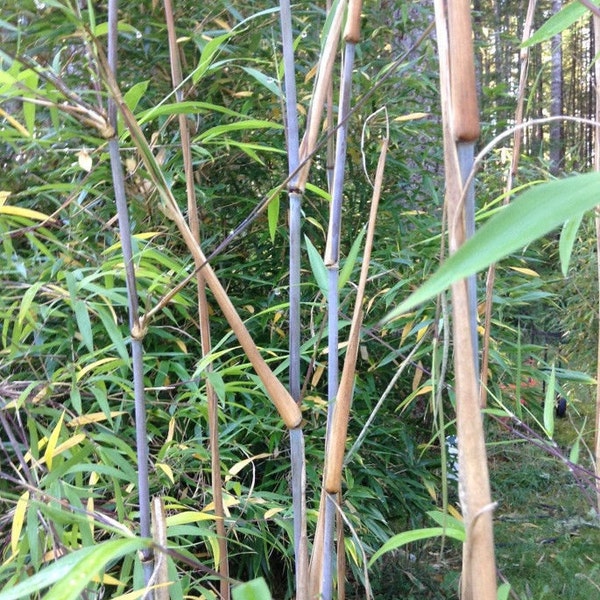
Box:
(488, 399, 600, 600)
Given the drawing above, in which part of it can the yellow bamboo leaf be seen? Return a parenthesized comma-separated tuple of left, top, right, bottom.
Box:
(412, 361, 424, 392)
(68, 411, 126, 427)
(311, 364, 325, 387)
(400, 320, 413, 345)
(304, 63, 318, 83)
(416, 319, 430, 342)
(414, 385, 433, 397)
(156, 462, 175, 484)
(112, 582, 171, 600)
(165, 510, 217, 526)
(92, 573, 124, 586)
(166, 417, 175, 444)
(76, 357, 119, 381)
(45, 412, 65, 470)
(77, 149, 93, 172)
(394, 112, 429, 122)
(51, 434, 86, 458)
(0, 108, 30, 137)
(213, 17, 231, 31)
(11, 491, 29, 555)
(509, 266, 539, 277)
(228, 453, 271, 477)
(0, 205, 51, 222)
(447, 504, 463, 522)
(264, 507, 285, 520)
(174, 339, 187, 353)
(0, 191, 10, 206)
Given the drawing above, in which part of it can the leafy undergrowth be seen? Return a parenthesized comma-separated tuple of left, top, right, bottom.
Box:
(351, 403, 600, 600)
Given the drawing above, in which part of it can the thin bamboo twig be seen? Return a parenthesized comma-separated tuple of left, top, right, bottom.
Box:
(106, 0, 154, 591)
(434, 2, 497, 599)
(162, 1, 230, 595)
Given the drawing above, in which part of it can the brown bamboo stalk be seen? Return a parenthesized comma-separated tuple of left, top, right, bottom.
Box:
(324, 137, 387, 494)
(162, 2, 230, 595)
(297, 0, 346, 191)
(434, 2, 497, 599)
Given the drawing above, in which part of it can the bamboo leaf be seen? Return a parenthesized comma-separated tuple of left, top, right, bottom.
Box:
(383, 173, 600, 323)
(522, 1, 591, 48)
(339, 225, 366, 289)
(123, 80, 149, 113)
(368, 526, 465, 567)
(543, 366, 556, 439)
(44, 411, 65, 470)
(559, 213, 584, 277)
(192, 32, 234, 84)
(17, 281, 42, 328)
(41, 538, 148, 600)
(73, 299, 94, 353)
(305, 235, 328, 295)
(11, 491, 29, 555)
(240, 67, 282, 98)
(497, 583, 512, 600)
(267, 189, 280, 242)
(232, 578, 273, 600)
(196, 119, 283, 143)
(0, 205, 52, 221)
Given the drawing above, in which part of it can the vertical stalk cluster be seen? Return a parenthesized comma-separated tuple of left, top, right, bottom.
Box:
(434, 1, 498, 599)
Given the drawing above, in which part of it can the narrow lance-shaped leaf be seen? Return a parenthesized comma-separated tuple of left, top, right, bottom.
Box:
(543, 365, 557, 439)
(522, 1, 593, 48)
(383, 172, 600, 323)
(559, 213, 584, 276)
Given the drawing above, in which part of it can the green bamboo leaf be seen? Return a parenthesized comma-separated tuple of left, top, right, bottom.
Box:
(497, 583, 512, 600)
(136, 101, 244, 126)
(42, 538, 148, 600)
(305, 235, 328, 296)
(123, 80, 149, 113)
(73, 299, 94, 353)
(240, 67, 282, 98)
(20, 69, 38, 135)
(17, 281, 42, 328)
(368, 526, 465, 567)
(339, 225, 366, 289)
(426, 509, 464, 532)
(522, 1, 592, 48)
(232, 578, 273, 600)
(0, 548, 96, 600)
(543, 366, 556, 439)
(267, 189, 280, 242)
(559, 213, 584, 277)
(569, 434, 581, 464)
(93, 21, 141, 37)
(192, 32, 234, 84)
(196, 120, 283, 143)
(383, 172, 600, 324)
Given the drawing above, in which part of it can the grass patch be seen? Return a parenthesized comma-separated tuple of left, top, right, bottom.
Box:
(488, 405, 600, 600)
